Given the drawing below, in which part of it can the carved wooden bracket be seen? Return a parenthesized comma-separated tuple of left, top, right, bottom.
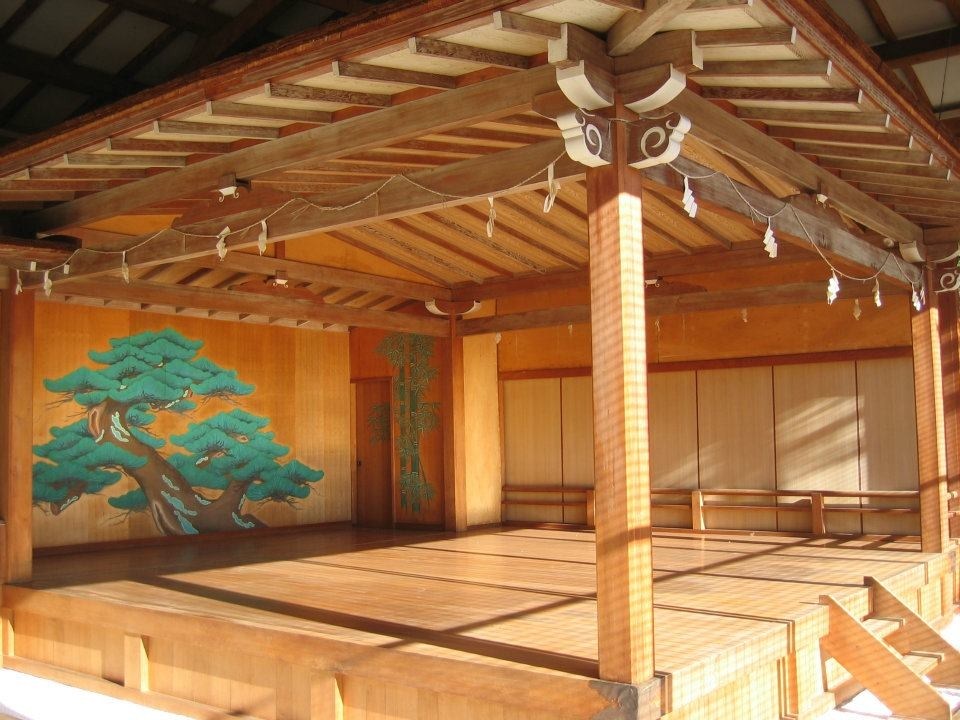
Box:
(556, 109, 690, 169)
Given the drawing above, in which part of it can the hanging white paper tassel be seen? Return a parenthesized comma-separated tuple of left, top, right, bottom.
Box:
(853, 298, 862, 320)
(762, 219, 778, 259)
(912, 284, 923, 311)
(682, 176, 698, 218)
(873, 278, 882, 308)
(826, 272, 840, 305)
(543, 162, 561, 213)
(216, 226, 230, 260)
(42, 270, 52, 298)
(257, 220, 268, 255)
(63, 261, 70, 276)
(28, 261, 36, 271)
(120, 251, 130, 283)
(486, 197, 496, 238)
(14, 270, 22, 295)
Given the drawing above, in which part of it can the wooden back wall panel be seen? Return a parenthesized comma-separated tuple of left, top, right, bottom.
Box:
(32, 303, 351, 548)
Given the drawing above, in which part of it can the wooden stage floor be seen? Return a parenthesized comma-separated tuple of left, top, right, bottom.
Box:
(4, 527, 954, 719)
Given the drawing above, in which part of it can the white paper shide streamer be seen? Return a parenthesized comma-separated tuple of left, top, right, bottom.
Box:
(762, 220, 777, 259)
(873, 279, 882, 308)
(216, 226, 230, 260)
(543, 162, 561, 213)
(486, 197, 496, 238)
(826, 272, 839, 305)
(257, 221, 268, 255)
(682, 176, 698, 218)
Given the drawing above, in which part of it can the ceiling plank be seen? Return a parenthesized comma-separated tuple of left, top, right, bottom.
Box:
(54, 278, 448, 335)
(20, 64, 559, 234)
(63, 153, 187, 167)
(492, 10, 561, 39)
(765, 126, 913, 148)
(697, 59, 832, 78)
(106, 137, 236, 154)
(666, 88, 924, 245)
(693, 27, 797, 47)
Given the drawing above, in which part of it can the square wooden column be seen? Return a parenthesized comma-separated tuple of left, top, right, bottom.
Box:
(0, 288, 34, 582)
(585, 119, 655, 684)
(939, 290, 960, 538)
(912, 278, 949, 553)
(443, 314, 467, 532)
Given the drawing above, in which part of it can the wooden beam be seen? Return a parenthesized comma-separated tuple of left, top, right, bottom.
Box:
(190, 252, 451, 301)
(875, 25, 960, 67)
(54, 278, 448, 335)
(0, 42, 143, 99)
(694, 27, 797, 47)
(700, 87, 862, 104)
(665, 89, 924, 245)
(107, 137, 235, 154)
(736, 106, 890, 129)
(331, 60, 457, 89)
(698, 59, 832, 78)
(765, 126, 912, 148)
(154, 120, 280, 140)
(0, 288, 33, 582)
(23, 65, 559, 234)
(206, 101, 332, 124)
(181, 0, 287, 71)
(105, 0, 229, 33)
(606, 0, 696, 56)
(25, 139, 580, 286)
(657, 157, 922, 285)
(0, 234, 79, 269)
(408, 36, 533, 69)
(63, 153, 187, 168)
(24, 167, 149, 180)
(912, 273, 950, 552)
(586, 111, 654, 684)
(794, 141, 931, 165)
(492, 10, 561, 39)
(265, 83, 393, 108)
(820, 157, 951, 179)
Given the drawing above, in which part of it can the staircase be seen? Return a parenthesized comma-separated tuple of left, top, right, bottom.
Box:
(820, 576, 960, 720)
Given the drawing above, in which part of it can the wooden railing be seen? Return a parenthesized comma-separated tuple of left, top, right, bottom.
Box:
(502, 485, 927, 535)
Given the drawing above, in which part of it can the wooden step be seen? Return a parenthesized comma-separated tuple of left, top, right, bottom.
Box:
(863, 616, 905, 639)
(903, 650, 945, 678)
(820, 594, 952, 720)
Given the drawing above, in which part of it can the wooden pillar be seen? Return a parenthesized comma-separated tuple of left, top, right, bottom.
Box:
(0, 288, 33, 583)
(912, 278, 949, 553)
(443, 314, 467, 532)
(938, 290, 960, 538)
(585, 115, 655, 684)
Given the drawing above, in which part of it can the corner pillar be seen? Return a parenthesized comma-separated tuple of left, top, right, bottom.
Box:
(0, 287, 34, 582)
(586, 109, 655, 684)
(913, 273, 949, 552)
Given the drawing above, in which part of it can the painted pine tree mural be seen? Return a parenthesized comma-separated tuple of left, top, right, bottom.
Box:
(33, 329, 324, 535)
(375, 333, 440, 513)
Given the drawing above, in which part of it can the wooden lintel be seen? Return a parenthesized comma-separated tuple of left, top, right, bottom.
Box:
(53, 279, 448, 336)
(0, 235, 80, 268)
(23, 65, 559, 234)
(206, 101, 332, 124)
(265, 82, 393, 108)
(457, 281, 908, 334)
(492, 10, 562, 39)
(331, 60, 457, 89)
(154, 120, 279, 140)
(665, 89, 924, 246)
(656, 157, 922, 285)
(451, 269, 588, 301)
(458, 305, 589, 335)
(408, 36, 533, 70)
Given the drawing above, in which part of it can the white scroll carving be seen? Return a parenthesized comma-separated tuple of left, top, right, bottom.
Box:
(556, 109, 612, 167)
